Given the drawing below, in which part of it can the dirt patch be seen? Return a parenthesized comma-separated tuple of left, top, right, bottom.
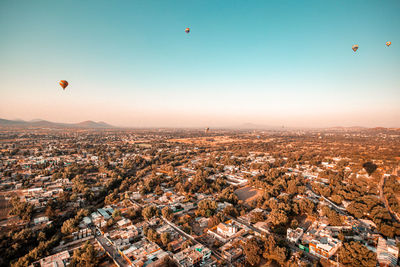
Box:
(235, 186, 263, 204)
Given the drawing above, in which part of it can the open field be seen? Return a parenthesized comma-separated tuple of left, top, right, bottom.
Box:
(168, 136, 273, 146)
(235, 186, 263, 204)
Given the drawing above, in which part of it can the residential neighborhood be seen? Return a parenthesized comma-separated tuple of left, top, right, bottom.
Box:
(0, 127, 399, 266)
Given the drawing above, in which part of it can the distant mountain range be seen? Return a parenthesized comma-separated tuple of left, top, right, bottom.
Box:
(0, 118, 114, 129)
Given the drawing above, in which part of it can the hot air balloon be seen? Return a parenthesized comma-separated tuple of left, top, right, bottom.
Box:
(205, 127, 209, 134)
(59, 80, 68, 90)
(185, 27, 190, 34)
(386, 41, 391, 47)
(352, 45, 359, 52)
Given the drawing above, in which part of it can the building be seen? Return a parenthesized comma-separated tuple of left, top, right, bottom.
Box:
(377, 237, 399, 267)
(287, 228, 304, 243)
(122, 238, 166, 267)
(193, 244, 212, 262)
(217, 222, 238, 237)
(33, 216, 49, 225)
(220, 241, 243, 262)
(32, 250, 71, 267)
(208, 220, 248, 242)
(309, 236, 341, 259)
(173, 247, 203, 267)
(173, 244, 211, 266)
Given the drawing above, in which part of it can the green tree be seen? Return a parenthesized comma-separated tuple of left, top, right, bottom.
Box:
(142, 206, 158, 220)
(244, 238, 262, 266)
(61, 218, 78, 235)
(72, 241, 99, 266)
(338, 241, 376, 267)
(161, 207, 173, 221)
(161, 232, 170, 246)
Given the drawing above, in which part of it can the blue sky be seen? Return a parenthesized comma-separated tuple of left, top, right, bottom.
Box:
(0, 0, 399, 127)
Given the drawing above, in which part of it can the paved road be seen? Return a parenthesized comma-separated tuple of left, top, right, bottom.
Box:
(161, 217, 230, 266)
(52, 236, 94, 253)
(306, 184, 348, 216)
(227, 215, 320, 262)
(378, 175, 400, 223)
(95, 230, 129, 267)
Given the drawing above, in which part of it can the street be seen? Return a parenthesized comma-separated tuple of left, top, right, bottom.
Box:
(161, 216, 230, 266)
(95, 230, 130, 267)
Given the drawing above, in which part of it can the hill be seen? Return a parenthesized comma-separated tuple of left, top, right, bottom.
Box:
(0, 118, 114, 129)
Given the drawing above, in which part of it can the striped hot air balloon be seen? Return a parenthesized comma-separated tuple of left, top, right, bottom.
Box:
(386, 41, 391, 47)
(59, 80, 68, 90)
(352, 45, 359, 52)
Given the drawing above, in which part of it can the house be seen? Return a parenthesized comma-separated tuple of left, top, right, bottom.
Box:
(287, 228, 304, 243)
(207, 220, 247, 242)
(308, 236, 341, 259)
(33, 216, 49, 225)
(193, 244, 211, 261)
(217, 222, 238, 238)
(33, 250, 71, 267)
(117, 218, 132, 228)
(196, 217, 210, 228)
(220, 241, 242, 262)
(173, 246, 204, 267)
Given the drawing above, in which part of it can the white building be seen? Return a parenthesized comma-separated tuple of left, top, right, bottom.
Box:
(287, 228, 304, 243)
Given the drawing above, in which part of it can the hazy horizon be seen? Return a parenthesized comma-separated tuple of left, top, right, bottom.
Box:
(1, 115, 399, 129)
(1, 0, 399, 128)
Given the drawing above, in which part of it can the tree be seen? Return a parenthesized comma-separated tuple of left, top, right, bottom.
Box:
(155, 185, 163, 196)
(45, 204, 56, 218)
(37, 232, 46, 242)
(112, 209, 121, 219)
(244, 238, 262, 266)
(142, 206, 157, 220)
(250, 211, 265, 224)
(72, 241, 99, 266)
(161, 207, 173, 221)
(196, 199, 217, 218)
(287, 180, 298, 195)
(223, 205, 238, 218)
(322, 206, 342, 226)
(61, 218, 78, 235)
(290, 219, 298, 229)
(9, 196, 34, 221)
(338, 241, 376, 267)
(146, 228, 159, 242)
(268, 209, 288, 226)
(161, 232, 170, 246)
(263, 235, 287, 265)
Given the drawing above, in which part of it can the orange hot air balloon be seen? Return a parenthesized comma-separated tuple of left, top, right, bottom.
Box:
(386, 41, 391, 47)
(185, 27, 190, 34)
(59, 80, 68, 90)
(352, 45, 359, 52)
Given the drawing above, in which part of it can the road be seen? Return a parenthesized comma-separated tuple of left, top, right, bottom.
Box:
(95, 229, 130, 267)
(226, 215, 320, 262)
(52, 236, 94, 253)
(306, 184, 348, 216)
(161, 216, 230, 266)
(378, 174, 400, 223)
(226, 215, 264, 235)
